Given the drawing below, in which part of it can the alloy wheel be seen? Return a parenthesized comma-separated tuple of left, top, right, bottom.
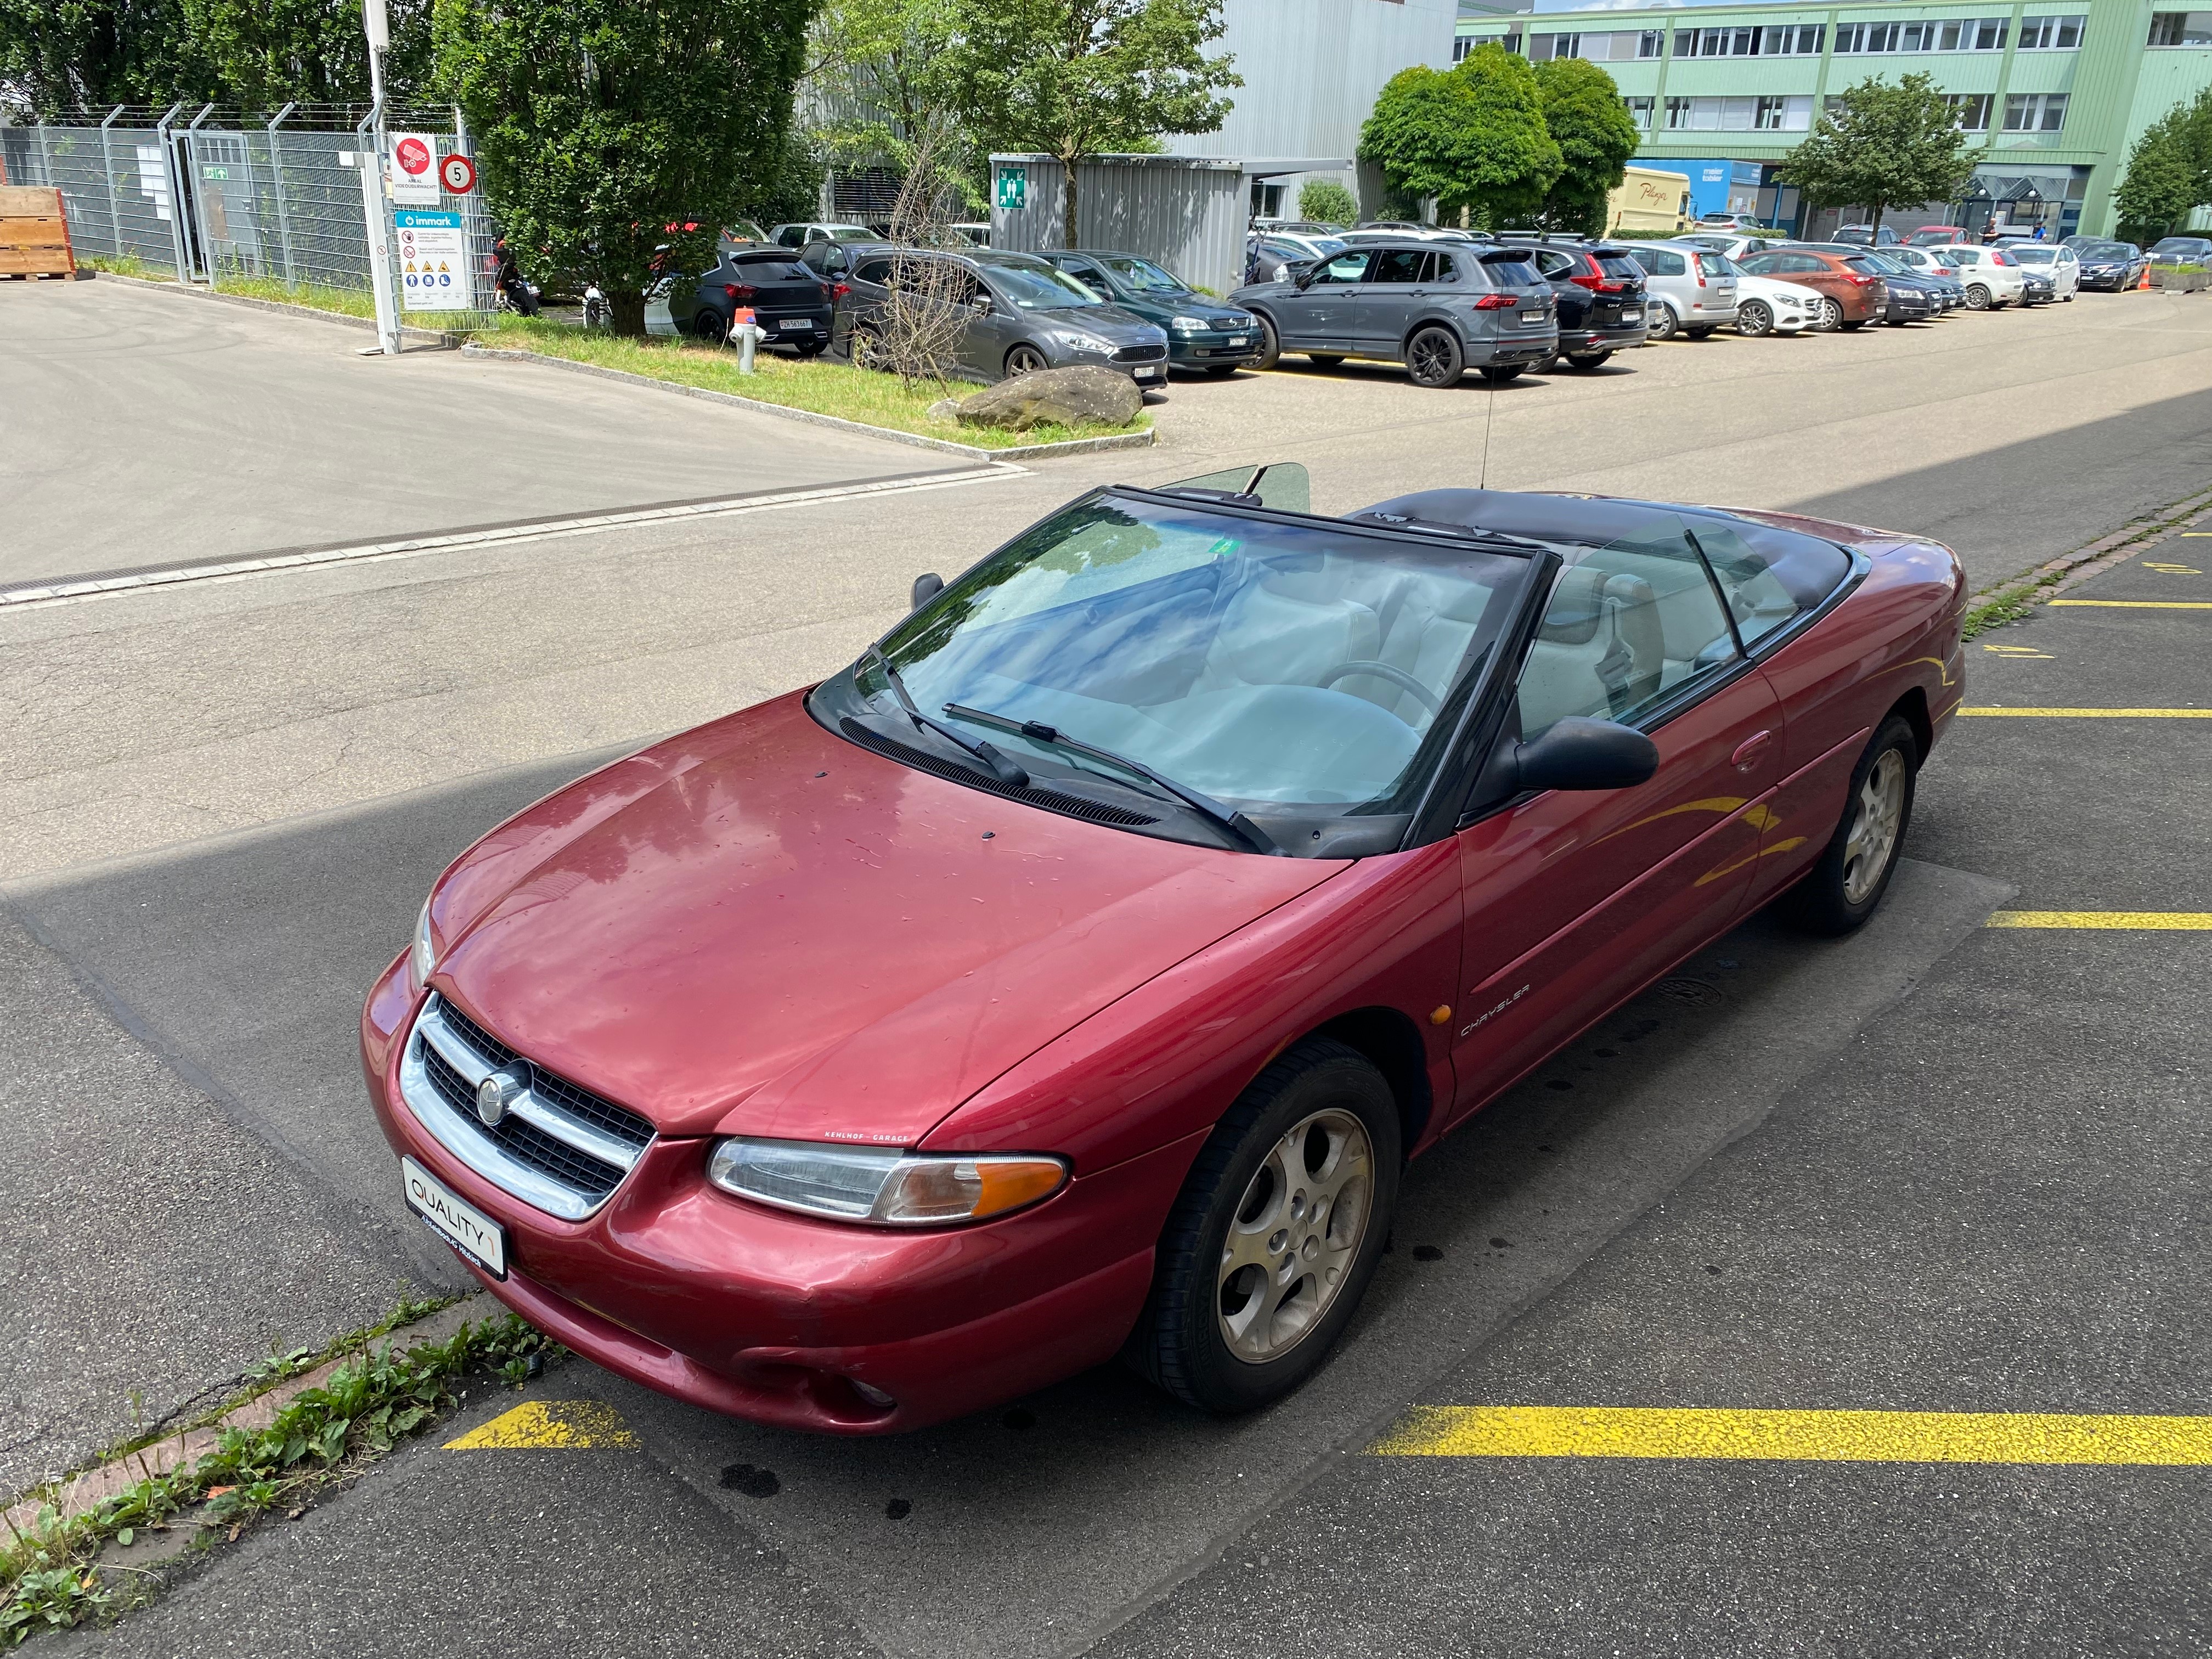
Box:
(1006, 344, 1049, 376)
(1820, 297, 1843, 329)
(1966, 284, 1990, 311)
(1841, 749, 1906, 905)
(1739, 301, 1771, 337)
(1216, 1109, 1374, 1364)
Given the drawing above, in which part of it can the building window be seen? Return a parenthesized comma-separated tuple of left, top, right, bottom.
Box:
(1837, 16, 2008, 52)
(1624, 96, 1654, 131)
(1531, 29, 1657, 61)
(2004, 92, 2069, 132)
(1753, 95, 1814, 131)
(1454, 31, 1521, 60)
(2016, 14, 2085, 48)
(1678, 24, 1816, 55)
(1664, 95, 1764, 131)
(1945, 93, 1994, 131)
(2148, 12, 2212, 44)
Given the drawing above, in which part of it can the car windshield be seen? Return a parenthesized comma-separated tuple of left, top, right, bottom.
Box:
(1855, 252, 1907, 273)
(2011, 246, 2055, 264)
(1102, 256, 1191, 295)
(987, 262, 1105, 309)
(2081, 242, 2135, 259)
(843, 490, 1539, 823)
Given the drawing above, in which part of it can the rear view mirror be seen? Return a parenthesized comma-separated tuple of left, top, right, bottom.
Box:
(911, 572, 944, 610)
(1509, 716, 1658, 794)
(970, 295, 992, 315)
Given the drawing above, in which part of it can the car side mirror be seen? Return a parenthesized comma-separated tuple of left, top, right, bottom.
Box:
(910, 572, 944, 610)
(1509, 716, 1660, 794)
(970, 295, 992, 315)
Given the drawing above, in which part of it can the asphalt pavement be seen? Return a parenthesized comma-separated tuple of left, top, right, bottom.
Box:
(5, 282, 2209, 1654)
(0, 278, 979, 588)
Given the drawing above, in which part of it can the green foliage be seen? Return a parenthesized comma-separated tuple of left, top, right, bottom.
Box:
(1358, 46, 1559, 229)
(2114, 91, 2212, 245)
(1296, 179, 1357, 225)
(1, 1310, 559, 1643)
(435, 0, 816, 332)
(1530, 56, 1639, 236)
(1778, 72, 1976, 235)
(938, 0, 1240, 245)
(0, 0, 201, 117)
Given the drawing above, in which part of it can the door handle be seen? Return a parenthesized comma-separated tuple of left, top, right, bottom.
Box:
(1731, 730, 1775, 770)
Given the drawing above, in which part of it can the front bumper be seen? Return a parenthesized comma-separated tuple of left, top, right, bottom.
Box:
(1168, 330, 1262, 366)
(360, 960, 1187, 1434)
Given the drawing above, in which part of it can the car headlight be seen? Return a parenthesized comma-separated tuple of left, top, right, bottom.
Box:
(1170, 315, 1208, 332)
(707, 1137, 1068, 1226)
(409, 898, 437, 990)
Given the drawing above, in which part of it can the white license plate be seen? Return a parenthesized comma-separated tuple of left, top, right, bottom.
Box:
(1520, 312, 1546, 325)
(1622, 309, 1642, 322)
(1225, 336, 1248, 347)
(1136, 366, 1163, 379)
(403, 1155, 507, 1278)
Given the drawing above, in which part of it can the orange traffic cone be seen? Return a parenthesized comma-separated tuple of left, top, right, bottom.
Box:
(2139, 265, 2152, 290)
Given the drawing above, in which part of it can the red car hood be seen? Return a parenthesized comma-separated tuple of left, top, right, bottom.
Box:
(430, 692, 1345, 1147)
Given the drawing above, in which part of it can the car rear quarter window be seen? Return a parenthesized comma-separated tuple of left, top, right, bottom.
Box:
(1695, 253, 1733, 278)
(1476, 251, 1543, 286)
(1426, 251, 1460, 283)
(1597, 253, 1645, 281)
(1637, 249, 1687, 277)
(1688, 517, 1852, 649)
(853, 256, 895, 285)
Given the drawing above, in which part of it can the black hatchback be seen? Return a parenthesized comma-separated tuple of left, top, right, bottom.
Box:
(1492, 238, 1650, 370)
(669, 247, 834, 352)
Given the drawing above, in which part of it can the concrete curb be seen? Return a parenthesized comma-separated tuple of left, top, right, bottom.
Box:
(1972, 483, 2212, 607)
(2, 1295, 491, 1533)
(93, 269, 458, 347)
(456, 342, 1158, 462)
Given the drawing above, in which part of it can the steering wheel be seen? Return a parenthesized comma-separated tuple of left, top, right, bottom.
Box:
(1316, 660, 1440, 720)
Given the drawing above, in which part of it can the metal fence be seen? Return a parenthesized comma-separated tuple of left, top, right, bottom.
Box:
(2, 106, 501, 328)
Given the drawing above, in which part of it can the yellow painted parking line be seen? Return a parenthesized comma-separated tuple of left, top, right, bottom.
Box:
(1958, 707, 2212, 717)
(1985, 911, 2212, 929)
(2047, 599, 2212, 610)
(1370, 1405, 2212, 1465)
(2141, 562, 2202, 574)
(443, 1400, 640, 1449)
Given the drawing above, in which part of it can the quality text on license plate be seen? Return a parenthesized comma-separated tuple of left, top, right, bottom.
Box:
(402, 1155, 507, 1278)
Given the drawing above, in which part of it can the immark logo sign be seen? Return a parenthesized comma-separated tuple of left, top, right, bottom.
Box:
(996, 166, 1028, 211)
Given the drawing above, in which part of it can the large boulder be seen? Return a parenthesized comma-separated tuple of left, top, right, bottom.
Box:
(956, 365, 1142, 432)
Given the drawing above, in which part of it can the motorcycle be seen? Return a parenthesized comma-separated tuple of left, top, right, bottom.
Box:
(494, 239, 540, 317)
(583, 281, 610, 328)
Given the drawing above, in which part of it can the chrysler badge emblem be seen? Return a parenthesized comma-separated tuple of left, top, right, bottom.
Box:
(476, 1065, 526, 1128)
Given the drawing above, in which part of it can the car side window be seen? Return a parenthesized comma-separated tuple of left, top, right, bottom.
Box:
(1368, 249, 1425, 284)
(1685, 518, 1852, 650)
(1515, 526, 1741, 740)
(1062, 258, 1109, 292)
(1738, 254, 1778, 275)
(778, 227, 806, 248)
(853, 256, 894, 285)
(1696, 253, 1732, 278)
(1312, 251, 1371, 285)
(1530, 250, 1576, 280)
(1640, 249, 1687, 277)
(1427, 251, 1458, 284)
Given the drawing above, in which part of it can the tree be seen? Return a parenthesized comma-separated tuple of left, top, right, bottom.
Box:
(2113, 89, 2212, 244)
(938, 0, 1239, 249)
(806, 0, 981, 215)
(1530, 55, 1639, 236)
(0, 0, 202, 118)
(1778, 72, 1976, 238)
(1296, 178, 1356, 225)
(1357, 46, 1558, 229)
(178, 0, 434, 109)
(435, 0, 814, 335)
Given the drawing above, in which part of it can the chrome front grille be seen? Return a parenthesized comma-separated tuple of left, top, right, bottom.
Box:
(397, 994, 655, 1222)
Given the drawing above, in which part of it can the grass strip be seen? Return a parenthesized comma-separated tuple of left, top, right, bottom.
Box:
(1, 1304, 560, 1644)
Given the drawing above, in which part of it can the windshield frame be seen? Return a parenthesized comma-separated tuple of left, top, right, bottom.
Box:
(809, 486, 1554, 856)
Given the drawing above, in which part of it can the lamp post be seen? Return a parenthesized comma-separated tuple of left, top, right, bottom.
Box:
(360, 0, 402, 355)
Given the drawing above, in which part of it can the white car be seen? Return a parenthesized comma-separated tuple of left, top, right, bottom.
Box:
(1733, 272, 1826, 336)
(1675, 232, 1784, 263)
(769, 221, 876, 249)
(1935, 245, 2028, 309)
(2002, 242, 2081, 300)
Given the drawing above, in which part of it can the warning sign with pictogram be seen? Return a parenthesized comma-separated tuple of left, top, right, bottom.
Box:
(393, 210, 471, 311)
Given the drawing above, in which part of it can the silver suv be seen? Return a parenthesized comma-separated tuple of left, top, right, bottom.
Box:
(1627, 242, 1740, 340)
(1231, 240, 1558, 387)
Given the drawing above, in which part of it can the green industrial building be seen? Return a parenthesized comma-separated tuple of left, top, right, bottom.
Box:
(1454, 0, 2212, 238)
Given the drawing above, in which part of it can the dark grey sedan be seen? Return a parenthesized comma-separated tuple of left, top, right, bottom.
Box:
(1231, 240, 1558, 386)
(828, 245, 1170, 386)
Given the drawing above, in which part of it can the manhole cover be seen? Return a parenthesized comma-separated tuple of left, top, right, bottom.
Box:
(1654, 977, 1724, 1007)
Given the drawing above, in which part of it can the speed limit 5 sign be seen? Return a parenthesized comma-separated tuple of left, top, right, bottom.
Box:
(439, 154, 477, 195)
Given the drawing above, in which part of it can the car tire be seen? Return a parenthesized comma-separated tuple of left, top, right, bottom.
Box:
(1818, 297, 1843, 330)
(1477, 365, 1523, 384)
(1737, 300, 1773, 337)
(1838, 319, 1865, 331)
(1779, 715, 1918, 937)
(1405, 326, 1465, 388)
(1564, 351, 1612, 370)
(695, 308, 729, 345)
(1308, 353, 1345, 367)
(1531, 353, 1560, 374)
(1684, 325, 1716, 340)
(1204, 364, 1241, 376)
(849, 324, 886, 371)
(791, 339, 826, 358)
(2063, 291, 2075, 302)
(1645, 305, 1678, 341)
(1004, 343, 1050, 377)
(1252, 314, 1282, 371)
(1965, 284, 1990, 310)
(1125, 1037, 1402, 1414)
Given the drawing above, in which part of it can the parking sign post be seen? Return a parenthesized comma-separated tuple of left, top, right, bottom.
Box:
(359, 0, 401, 356)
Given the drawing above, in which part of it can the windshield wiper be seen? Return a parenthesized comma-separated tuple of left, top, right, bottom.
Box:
(941, 702, 1282, 855)
(860, 646, 1030, 787)
(1351, 512, 1550, 555)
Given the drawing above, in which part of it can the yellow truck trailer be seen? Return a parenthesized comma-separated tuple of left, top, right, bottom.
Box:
(1608, 168, 1691, 235)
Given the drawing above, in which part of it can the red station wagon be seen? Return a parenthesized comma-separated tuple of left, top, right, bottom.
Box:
(362, 465, 1967, 1432)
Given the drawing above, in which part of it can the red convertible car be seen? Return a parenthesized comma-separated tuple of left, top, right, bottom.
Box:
(361, 466, 1965, 1433)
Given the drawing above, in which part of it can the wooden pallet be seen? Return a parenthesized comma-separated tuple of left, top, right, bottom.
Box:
(0, 185, 79, 280)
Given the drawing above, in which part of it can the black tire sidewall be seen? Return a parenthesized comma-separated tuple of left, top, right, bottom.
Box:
(1782, 715, 1919, 936)
(1138, 1040, 1402, 1414)
(1253, 314, 1281, 370)
(1406, 327, 1463, 388)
